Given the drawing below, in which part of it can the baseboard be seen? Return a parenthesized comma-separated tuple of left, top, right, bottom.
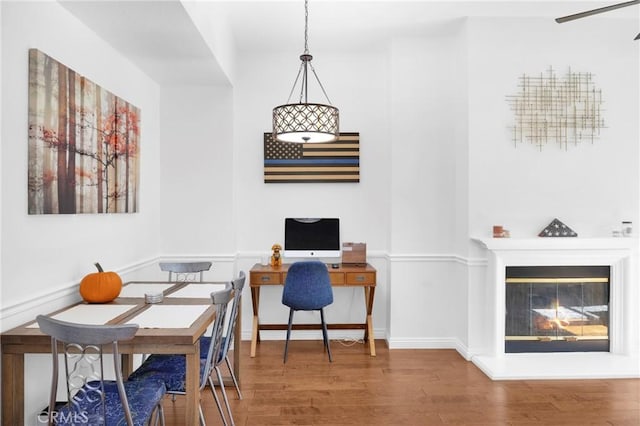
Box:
(386, 337, 471, 359)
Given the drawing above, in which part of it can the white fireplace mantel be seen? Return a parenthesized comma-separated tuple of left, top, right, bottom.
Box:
(473, 236, 636, 252)
(470, 237, 640, 380)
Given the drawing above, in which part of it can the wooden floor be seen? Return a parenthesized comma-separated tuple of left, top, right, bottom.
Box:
(162, 340, 640, 425)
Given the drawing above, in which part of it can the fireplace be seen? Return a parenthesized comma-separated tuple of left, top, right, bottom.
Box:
(471, 237, 639, 380)
(505, 265, 609, 353)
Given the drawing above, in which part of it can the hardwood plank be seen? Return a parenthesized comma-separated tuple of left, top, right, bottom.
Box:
(162, 340, 640, 425)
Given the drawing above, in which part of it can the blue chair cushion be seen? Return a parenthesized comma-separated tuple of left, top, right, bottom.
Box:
(282, 261, 333, 310)
(199, 336, 211, 359)
(128, 354, 206, 392)
(198, 336, 228, 363)
(55, 379, 165, 426)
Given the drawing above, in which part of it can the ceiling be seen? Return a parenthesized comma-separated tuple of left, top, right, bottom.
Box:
(59, 1, 638, 85)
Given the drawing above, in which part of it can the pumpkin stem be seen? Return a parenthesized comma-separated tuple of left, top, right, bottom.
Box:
(94, 262, 104, 273)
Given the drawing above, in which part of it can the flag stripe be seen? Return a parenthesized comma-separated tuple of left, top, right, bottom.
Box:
(265, 175, 360, 182)
(265, 159, 358, 165)
(264, 132, 360, 183)
(303, 151, 358, 157)
(265, 166, 360, 173)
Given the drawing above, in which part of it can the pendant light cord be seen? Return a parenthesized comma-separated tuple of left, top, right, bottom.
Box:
(304, 0, 309, 55)
(284, 0, 333, 106)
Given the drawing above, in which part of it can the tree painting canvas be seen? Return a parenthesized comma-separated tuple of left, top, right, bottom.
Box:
(28, 49, 140, 214)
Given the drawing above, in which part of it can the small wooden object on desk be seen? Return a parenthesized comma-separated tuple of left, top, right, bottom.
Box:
(342, 242, 366, 266)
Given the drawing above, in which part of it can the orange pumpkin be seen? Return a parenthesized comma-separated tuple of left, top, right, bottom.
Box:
(79, 263, 122, 303)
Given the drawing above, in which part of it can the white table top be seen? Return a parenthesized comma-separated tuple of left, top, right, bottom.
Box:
(125, 304, 210, 328)
(27, 304, 138, 328)
(119, 283, 174, 298)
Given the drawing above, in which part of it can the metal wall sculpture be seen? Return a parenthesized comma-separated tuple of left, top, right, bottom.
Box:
(28, 49, 140, 214)
(507, 67, 605, 150)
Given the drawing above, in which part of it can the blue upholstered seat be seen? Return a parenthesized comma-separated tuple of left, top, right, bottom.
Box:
(128, 354, 204, 393)
(36, 315, 166, 426)
(282, 261, 334, 362)
(56, 379, 166, 426)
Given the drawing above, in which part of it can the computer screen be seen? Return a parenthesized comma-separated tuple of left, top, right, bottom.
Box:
(284, 218, 340, 258)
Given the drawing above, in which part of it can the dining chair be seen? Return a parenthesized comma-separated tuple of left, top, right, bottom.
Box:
(159, 261, 212, 282)
(200, 271, 246, 400)
(282, 261, 334, 363)
(128, 285, 233, 426)
(36, 315, 166, 426)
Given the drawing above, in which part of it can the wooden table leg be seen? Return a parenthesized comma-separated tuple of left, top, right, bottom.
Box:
(121, 353, 133, 378)
(185, 344, 200, 424)
(2, 352, 24, 426)
(364, 286, 376, 356)
(250, 287, 260, 357)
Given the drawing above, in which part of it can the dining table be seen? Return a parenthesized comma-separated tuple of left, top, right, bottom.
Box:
(0, 280, 239, 426)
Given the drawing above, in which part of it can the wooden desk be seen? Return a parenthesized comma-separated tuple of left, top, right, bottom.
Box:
(249, 263, 377, 357)
(0, 281, 233, 426)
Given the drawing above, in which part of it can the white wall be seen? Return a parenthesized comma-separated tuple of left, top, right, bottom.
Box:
(1, 3, 162, 421)
(387, 26, 470, 349)
(466, 16, 639, 355)
(468, 17, 639, 241)
(0, 1, 162, 328)
(233, 48, 391, 254)
(159, 85, 236, 257)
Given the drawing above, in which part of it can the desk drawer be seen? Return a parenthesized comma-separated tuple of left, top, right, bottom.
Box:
(251, 272, 282, 285)
(345, 272, 375, 285)
(329, 272, 345, 285)
(280, 272, 345, 285)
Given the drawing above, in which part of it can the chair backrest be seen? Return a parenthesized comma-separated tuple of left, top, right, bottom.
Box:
(159, 261, 212, 282)
(219, 271, 246, 361)
(200, 285, 233, 389)
(36, 315, 139, 426)
(282, 261, 333, 310)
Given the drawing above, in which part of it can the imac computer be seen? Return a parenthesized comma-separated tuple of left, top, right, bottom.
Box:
(283, 218, 340, 258)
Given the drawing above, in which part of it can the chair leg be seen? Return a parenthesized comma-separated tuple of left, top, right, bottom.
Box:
(155, 403, 165, 426)
(215, 365, 235, 426)
(207, 375, 228, 426)
(199, 403, 206, 426)
(224, 355, 243, 400)
(320, 308, 332, 362)
(283, 309, 294, 363)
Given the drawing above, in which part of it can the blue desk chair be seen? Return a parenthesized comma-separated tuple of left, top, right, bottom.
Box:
(36, 315, 166, 426)
(282, 261, 334, 363)
(128, 285, 233, 426)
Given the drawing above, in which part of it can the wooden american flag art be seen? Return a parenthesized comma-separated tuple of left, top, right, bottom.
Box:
(264, 132, 360, 183)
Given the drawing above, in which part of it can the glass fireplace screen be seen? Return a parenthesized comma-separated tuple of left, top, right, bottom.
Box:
(505, 266, 610, 353)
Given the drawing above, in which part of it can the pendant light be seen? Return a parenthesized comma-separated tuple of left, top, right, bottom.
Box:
(272, 0, 339, 143)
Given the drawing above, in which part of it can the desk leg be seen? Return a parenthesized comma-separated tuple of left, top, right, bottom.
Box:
(250, 287, 260, 357)
(185, 343, 200, 424)
(2, 352, 24, 426)
(363, 287, 376, 357)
